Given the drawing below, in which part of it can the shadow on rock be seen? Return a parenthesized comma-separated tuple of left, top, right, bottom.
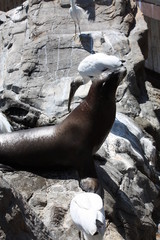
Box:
(95, 0, 113, 6)
(80, 33, 95, 53)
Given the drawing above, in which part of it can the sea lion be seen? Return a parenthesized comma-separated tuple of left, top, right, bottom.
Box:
(0, 67, 126, 192)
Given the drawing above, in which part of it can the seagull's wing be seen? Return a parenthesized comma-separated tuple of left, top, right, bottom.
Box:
(70, 197, 97, 234)
(78, 53, 123, 78)
(78, 55, 103, 77)
(69, 5, 87, 23)
(70, 193, 105, 239)
(75, 5, 88, 22)
(96, 210, 106, 235)
(92, 53, 122, 69)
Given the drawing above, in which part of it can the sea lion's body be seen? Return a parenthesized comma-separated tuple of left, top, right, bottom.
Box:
(0, 96, 114, 173)
(0, 68, 126, 192)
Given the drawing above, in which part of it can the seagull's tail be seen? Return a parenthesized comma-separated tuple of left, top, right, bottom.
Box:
(96, 210, 106, 235)
(83, 9, 89, 21)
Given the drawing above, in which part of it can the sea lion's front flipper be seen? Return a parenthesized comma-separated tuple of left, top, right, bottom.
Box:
(78, 156, 102, 193)
(79, 177, 100, 193)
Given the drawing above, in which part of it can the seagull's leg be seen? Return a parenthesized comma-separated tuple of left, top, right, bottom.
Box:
(75, 23, 77, 35)
(74, 23, 77, 39)
(79, 231, 85, 240)
(78, 23, 81, 35)
(78, 231, 81, 239)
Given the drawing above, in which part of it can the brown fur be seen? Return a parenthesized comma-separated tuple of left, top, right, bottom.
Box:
(0, 68, 126, 192)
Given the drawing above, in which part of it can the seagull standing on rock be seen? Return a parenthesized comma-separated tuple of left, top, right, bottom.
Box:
(70, 192, 106, 240)
(69, 0, 87, 37)
(68, 52, 125, 111)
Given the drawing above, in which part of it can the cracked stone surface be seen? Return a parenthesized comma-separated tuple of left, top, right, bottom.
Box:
(0, 0, 160, 239)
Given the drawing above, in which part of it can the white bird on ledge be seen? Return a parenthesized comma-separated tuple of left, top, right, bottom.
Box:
(70, 192, 106, 240)
(69, 0, 88, 37)
(68, 52, 125, 111)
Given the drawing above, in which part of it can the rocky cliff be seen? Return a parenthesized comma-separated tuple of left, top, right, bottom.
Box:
(0, 0, 160, 239)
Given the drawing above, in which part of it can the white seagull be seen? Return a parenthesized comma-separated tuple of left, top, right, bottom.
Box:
(69, 0, 87, 36)
(68, 52, 125, 111)
(70, 192, 106, 240)
(0, 112, 12, 133)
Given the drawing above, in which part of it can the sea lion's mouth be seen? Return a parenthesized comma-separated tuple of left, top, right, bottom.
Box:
(103, 66, 127, 85)
(68, 78, 84, 112)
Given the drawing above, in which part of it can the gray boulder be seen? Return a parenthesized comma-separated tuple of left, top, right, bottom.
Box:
(0, 0, 160, 239)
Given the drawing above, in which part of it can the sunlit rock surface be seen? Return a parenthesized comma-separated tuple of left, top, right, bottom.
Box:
(0, 0, 160, 239)
(0, 112, 159, 240)
(0, 0, 148, 125)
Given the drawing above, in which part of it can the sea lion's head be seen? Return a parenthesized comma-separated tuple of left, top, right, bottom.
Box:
(97, 66, 127, 98)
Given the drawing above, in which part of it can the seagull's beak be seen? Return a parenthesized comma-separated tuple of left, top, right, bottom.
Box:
(121, 59, 126, 65)
(68, 79, 83, 112)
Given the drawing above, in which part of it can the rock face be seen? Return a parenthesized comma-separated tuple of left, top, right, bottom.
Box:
(0, 177, 53, 240)
(0, 0, 160, 239)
